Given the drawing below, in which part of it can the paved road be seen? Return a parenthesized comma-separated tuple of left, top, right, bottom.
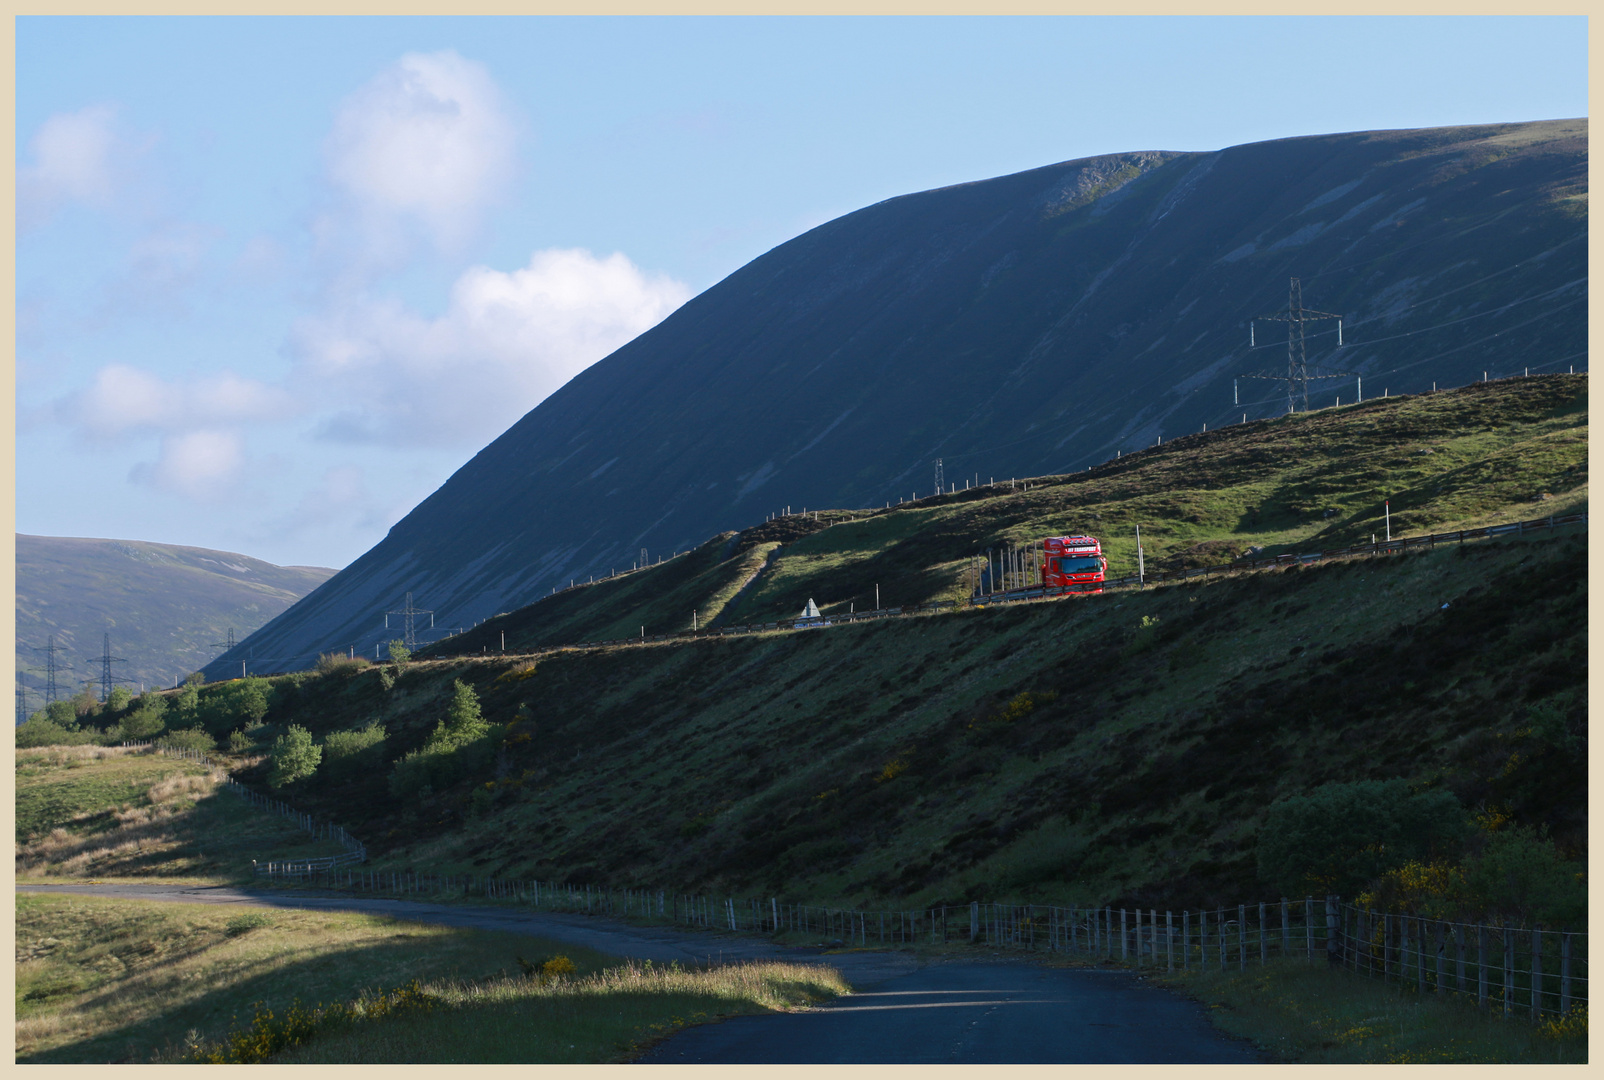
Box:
(18, 882, 1260, 1064)
(636, 960, 1259, 1064)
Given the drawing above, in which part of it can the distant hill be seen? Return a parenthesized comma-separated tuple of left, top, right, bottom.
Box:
(16, 536, 336, 707)
(209, 118, 1587, 679)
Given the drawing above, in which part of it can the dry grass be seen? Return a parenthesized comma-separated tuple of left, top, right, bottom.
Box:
(273, 957, 850, 1063)
(16, 747, 347, 882)
(16, 891, 625, 1063)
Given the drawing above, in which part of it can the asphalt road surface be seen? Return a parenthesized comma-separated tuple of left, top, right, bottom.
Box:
(18, 882, 1260, 1064)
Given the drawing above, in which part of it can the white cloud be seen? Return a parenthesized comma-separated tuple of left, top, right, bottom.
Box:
(18, 104, 135, 229)
(129, 429, 246, 500)
(323, 50, 516, 260)
(293, 247, 691, 446)
(62, 364, 299, 442)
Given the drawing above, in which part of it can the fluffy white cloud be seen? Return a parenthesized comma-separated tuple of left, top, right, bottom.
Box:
(323, 50, 516, 258)
(128, 429, 245, 501)
(293, 247, 691, 446)
(62, 364, 298, 441)
(18, 104, 135, 229)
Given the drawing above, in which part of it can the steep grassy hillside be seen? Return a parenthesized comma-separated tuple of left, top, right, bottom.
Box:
(434, 375, 1586, 649)
(231, 528, 1585, 912)
(212, 119, 1586, 678)
(152, 378, 1586, 911)
(16, 536, 336, 703)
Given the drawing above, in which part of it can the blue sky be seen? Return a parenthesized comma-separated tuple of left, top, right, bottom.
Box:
(16, 16, 1587, 569)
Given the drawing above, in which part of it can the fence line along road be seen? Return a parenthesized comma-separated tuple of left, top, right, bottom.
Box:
(120, 741, 368, 874)
(250, 863, 1585, 1025)
(404, 511, 1583, 660)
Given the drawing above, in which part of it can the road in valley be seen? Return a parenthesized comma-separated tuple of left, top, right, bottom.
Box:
(18, 882, 1261, 1064)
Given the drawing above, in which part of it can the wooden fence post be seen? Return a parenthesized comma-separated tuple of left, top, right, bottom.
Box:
(1560, 933, 1572, 1016)
(1166, 911, 1174, 972)
(1325, 896, 1340, 967)
(1238, 904, 1247, 971)
(1503, 925, 1514, 1018)
(1305, 897, 1314, 961)
(1477, 924, 1487, 1008)
(1531, 929, 1543, 1020)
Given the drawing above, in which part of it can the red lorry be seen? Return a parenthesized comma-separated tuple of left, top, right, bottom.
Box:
(1041, 535, 1107, 592)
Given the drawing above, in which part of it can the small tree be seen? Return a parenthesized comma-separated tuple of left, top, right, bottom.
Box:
(387, 640, 411, 671)
(45, 700, 77, 728)
(106, 686, 134, 713)
(236, 677, 272, 725)
(268, 724, 321, 788)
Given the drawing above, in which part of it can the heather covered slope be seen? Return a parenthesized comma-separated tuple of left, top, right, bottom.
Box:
(164, 376, 1588, 911)
(430, 374, 1587, 652)
(16, 536, 336, 701)
(211, 119, 1586, 678)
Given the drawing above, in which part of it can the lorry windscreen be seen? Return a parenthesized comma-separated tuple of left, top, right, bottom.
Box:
(1054, 555, 1102, 575)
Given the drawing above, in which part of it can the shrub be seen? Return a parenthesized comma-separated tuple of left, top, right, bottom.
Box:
(268, 724, 321, 788)
(227, 729, 255, 753)
(1257, 779, 1468, 898)
(388, 681, 495, 798)
(44, 699, 77, 728)
(105, 686, 134, 714)
(315, 652, 371, 675)
(15, 716, 103, 748)
(225, 912, 271, 936)
(387, 640, 411, 671)
(1463, 825, 1586, 928)
(160, 726, 217, 752)
(118, 692, 170, 741)
(322, 721, 387, 781)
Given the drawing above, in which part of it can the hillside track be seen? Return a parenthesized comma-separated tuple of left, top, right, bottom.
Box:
(16, 882, 1259, 1064)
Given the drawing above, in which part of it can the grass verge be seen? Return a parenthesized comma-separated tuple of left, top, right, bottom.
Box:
(15, 744, 347, 883)
(15, 891, 625, 1063)
(272, 958, 848, 1063)
(1152, 956, 1586, 1063)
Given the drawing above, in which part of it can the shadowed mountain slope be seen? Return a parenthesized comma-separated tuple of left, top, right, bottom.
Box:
(209, 119, 1586, 677)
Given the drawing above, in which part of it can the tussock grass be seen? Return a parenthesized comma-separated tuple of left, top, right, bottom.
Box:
(15, 891, 624, 1063)
(273, 958, 849, 1063)
(1155, 957, 1586, 1064)
(15, 746, 347, 882)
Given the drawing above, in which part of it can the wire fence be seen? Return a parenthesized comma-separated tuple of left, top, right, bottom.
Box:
(119, 740, 368, 873)
(248, 865, 1585, 1023)
(973, 511, 1588, 603)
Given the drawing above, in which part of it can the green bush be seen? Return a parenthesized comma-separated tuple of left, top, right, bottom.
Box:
(160, 726, 217, 753)
(15, 717, 104, 748)
(105, 686, 134, 714)
(44, 700, 77, 728)
(268, 724, 321, 788)
(118, 692, 169, 741)
(1464, 825, 1586, 928)
(388, 681, 495, 798)
(322, 721, 387, 781)
(1257, 779, 1468, 898)
(227, 728, 256, 753)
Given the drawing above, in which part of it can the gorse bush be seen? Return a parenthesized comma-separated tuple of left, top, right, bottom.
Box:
(186, 981, 437, 1063)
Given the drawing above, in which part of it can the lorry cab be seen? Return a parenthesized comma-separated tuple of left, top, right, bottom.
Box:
(1041, 535, 1106, 592)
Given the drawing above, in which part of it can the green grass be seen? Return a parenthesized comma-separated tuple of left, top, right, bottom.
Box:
(15, 745, 349, 884)
(15, 745, 213, 841)
(15, 891, 846, 1064)
(439, 376, 1585, 643)
(1153, 957, 1586, 1063)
